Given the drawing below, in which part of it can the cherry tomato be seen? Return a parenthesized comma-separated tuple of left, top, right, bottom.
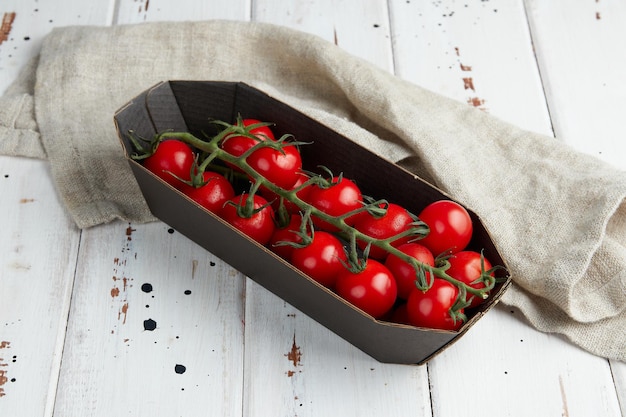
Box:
(418, 200, 473, 257)
(220, 118, 275, 158)
(143, 139, 195, 189)
(335, 259, 397, 319)
(183, 171, 235, 214)
(406, 278, 463, 331)
(290, 231, 348, 289)
(446, 251, 493, 308)
(220, 194, 275, 245)
(353, 203, 416, 260)
(384, 243, 435, 300)
(247, 143, 303, 190)
(268, 214, 306, 260)
(304, 176, 363, 232)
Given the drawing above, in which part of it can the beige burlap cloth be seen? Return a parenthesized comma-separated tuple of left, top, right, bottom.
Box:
(1, 21, 624, 362)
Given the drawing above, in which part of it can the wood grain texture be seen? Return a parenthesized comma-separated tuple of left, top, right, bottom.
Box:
(0, 0, 114, 94)
(53, 222, 246, 417)
(0, 0, 624, 416)
(525, 0, 626, 170)
(0, 156, 81, 417)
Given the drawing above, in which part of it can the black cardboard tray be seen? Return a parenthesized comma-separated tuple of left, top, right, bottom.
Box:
(114, 80, 511, 364)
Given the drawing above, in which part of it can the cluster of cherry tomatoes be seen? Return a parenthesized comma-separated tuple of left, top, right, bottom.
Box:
(137, 118, 498, 331)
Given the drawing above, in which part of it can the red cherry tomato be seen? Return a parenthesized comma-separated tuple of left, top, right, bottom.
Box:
(268, 214, 306, 260)
(290, 231, 348, 289)
(143, 139, 195, 189)
(335, 259, 397, 319)
(384, 243, 435, 300)
(220, 118, 275, 158)
(418, 200, 473, 257)
(304, 176, 363, 232)
(353, 203, 416, 260)
(406, 278, 463, 331)
(390, 303, 411, 325)
(183, 171, 235, 214)
(220, 194, 275, 245)
(247, 143, 303, 190)
(446, 250, 494, 308)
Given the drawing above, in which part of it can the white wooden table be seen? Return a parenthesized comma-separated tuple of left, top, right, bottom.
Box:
(1, 1, 625, 416)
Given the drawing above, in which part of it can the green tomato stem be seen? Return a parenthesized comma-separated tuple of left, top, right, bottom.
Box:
(151, 127, 500, 318)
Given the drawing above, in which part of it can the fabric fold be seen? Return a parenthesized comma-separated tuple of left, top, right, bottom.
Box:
(0, 20, 624, 361)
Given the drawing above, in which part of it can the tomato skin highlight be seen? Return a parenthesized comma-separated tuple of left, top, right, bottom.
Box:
(384, 243, 435, 300)
(290, 231, 347, 289)
(406, 278, 463, 331)
(304, 176, 363, 232)
(143, 139, 195, 189)
(220, 119, 276, 172)
(220, 194, 275, 246)
(353, 203, 416, 260)
(183, 171, 235, 214)
(247, 143, 303, 190)
(446, 250, 493, 308)
(418, 200, 473, 257)
(335, 259, 397, 319)
(221, 118, 275, 157)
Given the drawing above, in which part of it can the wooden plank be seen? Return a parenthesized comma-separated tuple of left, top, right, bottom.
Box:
(525, 0, 626, 412)
(0, 0, 115, 94)
(389, 0, 623, 416)
(0, 1, 113, 416)
(114, 0, 250, 23)
(253, 0, 393, 71)
(0, 156, 81, 417)
(242, 1, 433, 416)
(430, 307, 622, 417)
(612, 360, 626, 416)
(1, 1, 622, 416)
(48, 2, 252, 416)
(52, 222, 246, 416)
(242, 281, 432, 417)
(390, 0, 551, 135)
(525, 0, 626, 171)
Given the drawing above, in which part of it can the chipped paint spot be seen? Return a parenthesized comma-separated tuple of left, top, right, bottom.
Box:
(192, 259, 198, 279)
(0, 342, 10, 397)
(286, 334, 302, 367)
(119, 303, 129, 324)
(463, 77, 475, 91)
(0, 370, 7, 397)
(455, 47, 487, 111)
(126, 224, 136, 241)
(559, 375, 570, 417)
(19, 198, 35, 204)
(0, 12, 16, 45)
(467, 97, 486, 108)
(9, 262, 31, 271)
